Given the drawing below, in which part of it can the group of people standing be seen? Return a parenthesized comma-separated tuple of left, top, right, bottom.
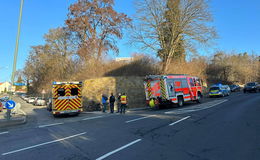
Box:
(101, 93, 127, 114)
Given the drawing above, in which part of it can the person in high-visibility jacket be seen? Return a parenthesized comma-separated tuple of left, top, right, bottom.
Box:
(149, 98, 155, 108)
(120, 93, 127, 114)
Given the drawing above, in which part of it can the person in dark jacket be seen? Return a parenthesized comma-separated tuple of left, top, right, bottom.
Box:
(116, 93, 121, 113)
(109, 93, 115, 113)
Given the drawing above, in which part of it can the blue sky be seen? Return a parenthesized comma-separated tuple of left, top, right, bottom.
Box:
(0, 0, 259, 82)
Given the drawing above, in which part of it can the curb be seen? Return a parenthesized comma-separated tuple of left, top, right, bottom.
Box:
(82, 111, 103, 114)
(127, 107, 150, 111)
(0, 102, 28, 128)
(0, 115, 27, 128)
(82, 107, 150, 113)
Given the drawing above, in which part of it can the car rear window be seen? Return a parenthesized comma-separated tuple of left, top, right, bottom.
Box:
(247, 83, 255, 86)
(210, 87, 220, 90)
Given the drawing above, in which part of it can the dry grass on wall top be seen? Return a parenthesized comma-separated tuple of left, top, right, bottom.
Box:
(82, 76, 146, 110)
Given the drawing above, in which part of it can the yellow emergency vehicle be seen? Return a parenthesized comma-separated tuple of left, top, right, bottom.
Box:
(50, 81, 83, 116)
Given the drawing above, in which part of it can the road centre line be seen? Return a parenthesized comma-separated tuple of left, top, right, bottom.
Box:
(1, 132, 87, 156)
(38, 122, 64, 128)
(0, 131, 9, 135)
(96, 139, 142, 160)
(169, 116, 190, 126)
(125, 115, 154, 123)
(38, 115, 107, 128)
(82, 115, 104, 121)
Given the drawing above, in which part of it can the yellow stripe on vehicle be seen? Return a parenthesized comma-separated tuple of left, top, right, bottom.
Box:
(160, 79, 167, 99)
(147, 81, 152, 98)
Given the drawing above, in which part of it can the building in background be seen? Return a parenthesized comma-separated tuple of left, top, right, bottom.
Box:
(0, 82, 12, 93)
(15, 88, 27, 94)
(115, 57, 134, 62)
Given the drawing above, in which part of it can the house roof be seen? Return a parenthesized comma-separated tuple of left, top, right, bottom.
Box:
(0, 82, 11, 86)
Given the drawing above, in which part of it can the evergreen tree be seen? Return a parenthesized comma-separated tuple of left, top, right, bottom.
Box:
(158, 0, 185, 64)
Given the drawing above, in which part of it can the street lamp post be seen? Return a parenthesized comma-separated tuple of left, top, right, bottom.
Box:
(7, 0, 24, 120)
(11, 0, 24, 85)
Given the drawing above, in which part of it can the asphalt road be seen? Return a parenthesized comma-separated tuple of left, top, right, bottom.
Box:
(0, 92, 259, 160)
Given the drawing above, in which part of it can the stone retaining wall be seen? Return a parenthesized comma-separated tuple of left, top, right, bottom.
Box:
(82, 76, 146, 110)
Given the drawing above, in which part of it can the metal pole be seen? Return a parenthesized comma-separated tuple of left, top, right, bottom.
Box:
(11, 0, 24, 85)
(7, 0, 24, 120)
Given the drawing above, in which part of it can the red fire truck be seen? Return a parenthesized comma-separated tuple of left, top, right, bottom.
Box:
(144, 74, 203, 108)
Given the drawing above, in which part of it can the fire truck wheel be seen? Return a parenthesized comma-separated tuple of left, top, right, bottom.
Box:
(196, 93, 202, 103)
(155, 104, 160, 110)
(74, 113, 80, 116)
(177, 96, 184, 107)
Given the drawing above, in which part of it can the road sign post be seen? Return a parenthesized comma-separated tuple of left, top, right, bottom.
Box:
(6, 110, 11, 120)
(5, 100, 16, 120)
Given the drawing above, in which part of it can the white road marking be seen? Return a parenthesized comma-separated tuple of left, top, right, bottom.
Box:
(169, 116, 190, 126)
(0, 131, 9, 135)
(1, 132, 86, 156)
(96, 139, 142, 160)
(38, 122, 64, 128)
(82, 115, 104, 121)
(125, 115, 154, 123)
(165, 99, 228, 114)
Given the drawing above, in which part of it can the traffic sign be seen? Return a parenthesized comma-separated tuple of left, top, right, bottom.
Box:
(5, 100, 16, 110)
(14, 82, 26, 86)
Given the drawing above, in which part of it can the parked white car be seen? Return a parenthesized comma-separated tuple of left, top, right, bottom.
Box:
(223, 85, 231, 95)
(21, 94, 27, 100)
(34, 97, 46, 106)
(28, 97, 36, 104)
(24, 97, 29, 102)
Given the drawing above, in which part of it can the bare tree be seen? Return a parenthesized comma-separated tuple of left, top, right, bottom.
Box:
(44, 27, 77, 58)
(44, 27, 78, 80)
(206, 51, 260, 84)
(23, 28, 79, 94)
(132, 0, 216, 73)
(66, 0, 132, 60)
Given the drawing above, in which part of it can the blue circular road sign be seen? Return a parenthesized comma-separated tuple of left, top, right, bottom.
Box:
(5, 100, 16, 110)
